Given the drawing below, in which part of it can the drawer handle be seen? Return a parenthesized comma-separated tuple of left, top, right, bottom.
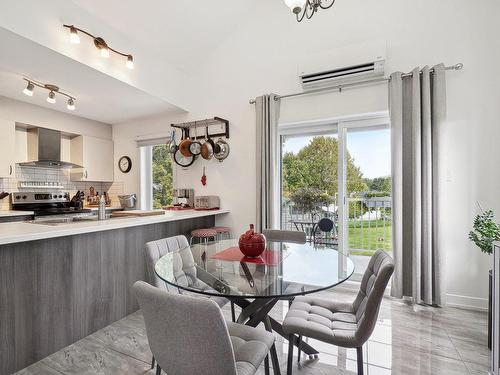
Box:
(85, 170, 88, 179)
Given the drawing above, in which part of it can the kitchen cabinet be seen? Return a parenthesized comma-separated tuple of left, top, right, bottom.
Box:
(70, 135, 114, 182)
(0, 119, 16, 178)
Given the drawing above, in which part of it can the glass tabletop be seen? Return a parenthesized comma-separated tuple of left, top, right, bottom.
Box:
(155, 239, 354, 299)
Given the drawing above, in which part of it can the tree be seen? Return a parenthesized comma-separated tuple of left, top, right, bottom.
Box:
(152, 145, 173, 209)
(283, 136, 368, 202)
(365, 176, 391, 193)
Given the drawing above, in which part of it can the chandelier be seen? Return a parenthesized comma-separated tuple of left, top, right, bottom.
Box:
(283, 0, 336, 22)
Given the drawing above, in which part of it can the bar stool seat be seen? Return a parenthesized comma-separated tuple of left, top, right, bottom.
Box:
(191, 228, 218, 238)
(212, 226, 231, 234)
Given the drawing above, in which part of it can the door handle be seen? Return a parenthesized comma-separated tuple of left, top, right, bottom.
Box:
(84, 170, 88, 179)
(9, 165, 12, 175)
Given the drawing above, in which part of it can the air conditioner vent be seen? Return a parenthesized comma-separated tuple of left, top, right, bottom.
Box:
(299, 58, 385, 90)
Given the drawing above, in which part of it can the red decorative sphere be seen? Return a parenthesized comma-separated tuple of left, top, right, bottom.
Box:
(238, 224, 266, 257)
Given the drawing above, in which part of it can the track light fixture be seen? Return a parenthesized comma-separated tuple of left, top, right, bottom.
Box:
(283, 0, 336, 22)
(63, 24, 134, 69)
(22, 78, 76, 111)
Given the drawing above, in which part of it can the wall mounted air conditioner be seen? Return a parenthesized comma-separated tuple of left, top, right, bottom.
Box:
(299, 52, 385, 91)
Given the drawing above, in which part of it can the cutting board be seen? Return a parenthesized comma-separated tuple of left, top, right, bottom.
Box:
(111, 210, 165, 218)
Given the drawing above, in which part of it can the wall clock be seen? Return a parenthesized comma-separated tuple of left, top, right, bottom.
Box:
(118, 156, 132, 173)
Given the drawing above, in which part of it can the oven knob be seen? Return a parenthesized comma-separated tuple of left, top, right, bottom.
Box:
(22, 195, 27, 200)
(15, 195, 21, 200)
(53, 195, 58, 199)
(58, 195, 63, 198)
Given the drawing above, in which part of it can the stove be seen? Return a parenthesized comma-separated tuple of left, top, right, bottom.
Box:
(11, 191, 92, 218)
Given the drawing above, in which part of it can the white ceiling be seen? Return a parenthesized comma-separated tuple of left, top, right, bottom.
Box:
(0, 27, 182, 124)
(70, 0, 258, 73)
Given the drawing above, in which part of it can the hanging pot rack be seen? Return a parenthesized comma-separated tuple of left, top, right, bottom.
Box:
(171, 117, 229, 140)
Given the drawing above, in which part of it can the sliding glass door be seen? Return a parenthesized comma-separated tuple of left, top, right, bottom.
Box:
(280, 114, 391, 277)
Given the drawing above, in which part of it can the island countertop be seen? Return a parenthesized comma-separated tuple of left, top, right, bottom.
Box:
(0, 209, 229, 245)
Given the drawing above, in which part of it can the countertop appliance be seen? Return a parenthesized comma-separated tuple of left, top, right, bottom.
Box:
(173, 188, 194, 208)
(194, 195, 220, 210)
(11, 191, 92, 219)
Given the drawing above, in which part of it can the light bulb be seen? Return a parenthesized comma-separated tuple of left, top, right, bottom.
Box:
(69, 26, 80, 44)
(100, 46, 110, 58)
(283, 0, 306, 13)
(67, 98, 75, 111)
(126, 55, 134, 69)
(23, 82, 34, 96)
(47, 91, 56, 104)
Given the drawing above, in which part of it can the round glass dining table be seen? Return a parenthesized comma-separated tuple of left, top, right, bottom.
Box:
(155, 238, 354, 373)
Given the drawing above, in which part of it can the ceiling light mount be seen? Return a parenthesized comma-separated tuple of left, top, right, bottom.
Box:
(284, 0, 336, 22)
(22, 78, 76, 111)
(63, 24, 134, 68)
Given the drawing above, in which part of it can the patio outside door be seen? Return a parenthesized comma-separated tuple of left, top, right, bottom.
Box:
(280, 113, 391, 278)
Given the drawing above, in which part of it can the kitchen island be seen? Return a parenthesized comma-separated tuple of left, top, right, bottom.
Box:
(0, 209, 229, 374)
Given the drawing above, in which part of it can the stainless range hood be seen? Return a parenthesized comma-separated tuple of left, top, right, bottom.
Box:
(18, 127, 83, 169)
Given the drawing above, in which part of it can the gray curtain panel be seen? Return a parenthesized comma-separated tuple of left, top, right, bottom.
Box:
(389, 64, 446, 306)
(255, 94, 280, 232)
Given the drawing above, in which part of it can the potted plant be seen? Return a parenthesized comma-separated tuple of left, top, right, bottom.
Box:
(469, 206, 500, 349)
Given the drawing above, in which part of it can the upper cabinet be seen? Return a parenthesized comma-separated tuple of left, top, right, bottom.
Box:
(0, 119, 16, 178)
(70, 135, 114, 182)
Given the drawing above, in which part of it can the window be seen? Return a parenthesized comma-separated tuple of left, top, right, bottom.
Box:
(139, 140, 175, 210)
(279, 112, 391, 277)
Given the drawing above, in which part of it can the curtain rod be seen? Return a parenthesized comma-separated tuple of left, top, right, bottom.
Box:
(249, 63, 463, 104)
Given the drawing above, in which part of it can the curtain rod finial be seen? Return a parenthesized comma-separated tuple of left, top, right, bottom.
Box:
(454, 63, 463, 70)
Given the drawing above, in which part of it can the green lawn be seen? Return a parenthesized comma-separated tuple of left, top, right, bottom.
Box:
(348, 219, 392, 255)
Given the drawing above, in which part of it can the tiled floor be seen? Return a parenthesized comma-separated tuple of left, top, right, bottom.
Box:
(15, 289, 490, 374)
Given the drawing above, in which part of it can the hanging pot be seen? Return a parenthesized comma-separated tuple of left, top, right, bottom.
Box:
(188, 123, 202, 156)
(179, 128, 193, 157)
(214, 138, 230, 162)
(201, 126, 215, 160)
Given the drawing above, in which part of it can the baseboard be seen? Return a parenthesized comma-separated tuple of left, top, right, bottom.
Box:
(446, 293, 488, 311)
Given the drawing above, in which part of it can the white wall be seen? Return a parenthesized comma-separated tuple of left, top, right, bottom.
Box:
(113, 0, 500, 309)
(0, 96, 112, 139)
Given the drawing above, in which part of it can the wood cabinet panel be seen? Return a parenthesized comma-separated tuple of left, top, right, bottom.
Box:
(0, 215, 215, 374)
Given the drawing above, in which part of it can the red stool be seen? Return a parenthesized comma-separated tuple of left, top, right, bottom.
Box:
(190, 228, 218, 246)
(211, 226, 231, 241)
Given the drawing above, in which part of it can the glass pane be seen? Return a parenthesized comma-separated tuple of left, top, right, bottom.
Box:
(345, 127, 392, 274)
(281, 133, 339, 247)
(152, 144, 173, 209)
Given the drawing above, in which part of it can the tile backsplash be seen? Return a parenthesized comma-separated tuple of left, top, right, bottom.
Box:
(0, 166, 124, 210)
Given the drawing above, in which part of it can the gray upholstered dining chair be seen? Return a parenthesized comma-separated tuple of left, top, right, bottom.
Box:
(144, 234, 234, 370)
(282, 250, 394, 375)
(144, 234, 229, 307)
(134, 281, 275, 375)
(262, 229, 307, 244)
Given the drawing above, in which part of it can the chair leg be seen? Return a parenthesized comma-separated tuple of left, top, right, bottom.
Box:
(156, 364, 161, 375)
(287, 334, 294, 375)
(356, 346, 364, 375)
(151, 356, 155, 369)
(264, 355, 270, 375)
(297, 335, 302, 363)
(231, 302, 236, 322)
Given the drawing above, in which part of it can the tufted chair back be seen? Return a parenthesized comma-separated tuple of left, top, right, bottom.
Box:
(352, 250, 394, 344)
(144, 235, 197, 293)
(134, 281, 238, 375)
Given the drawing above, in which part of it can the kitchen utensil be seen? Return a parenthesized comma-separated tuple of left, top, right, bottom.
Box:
(201, 126, 214, 160)
(173, 149, 196, 167)
(188, 123, 202, 156)
(178, 128, 193, 157)
(238, 224, 266, 258)
(201, 166, 207, 186)
(0, 192, 9, 200)
(167, 130, 178, 154)
(214, 138, 230, 162)
(118, 194, 137, 209)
